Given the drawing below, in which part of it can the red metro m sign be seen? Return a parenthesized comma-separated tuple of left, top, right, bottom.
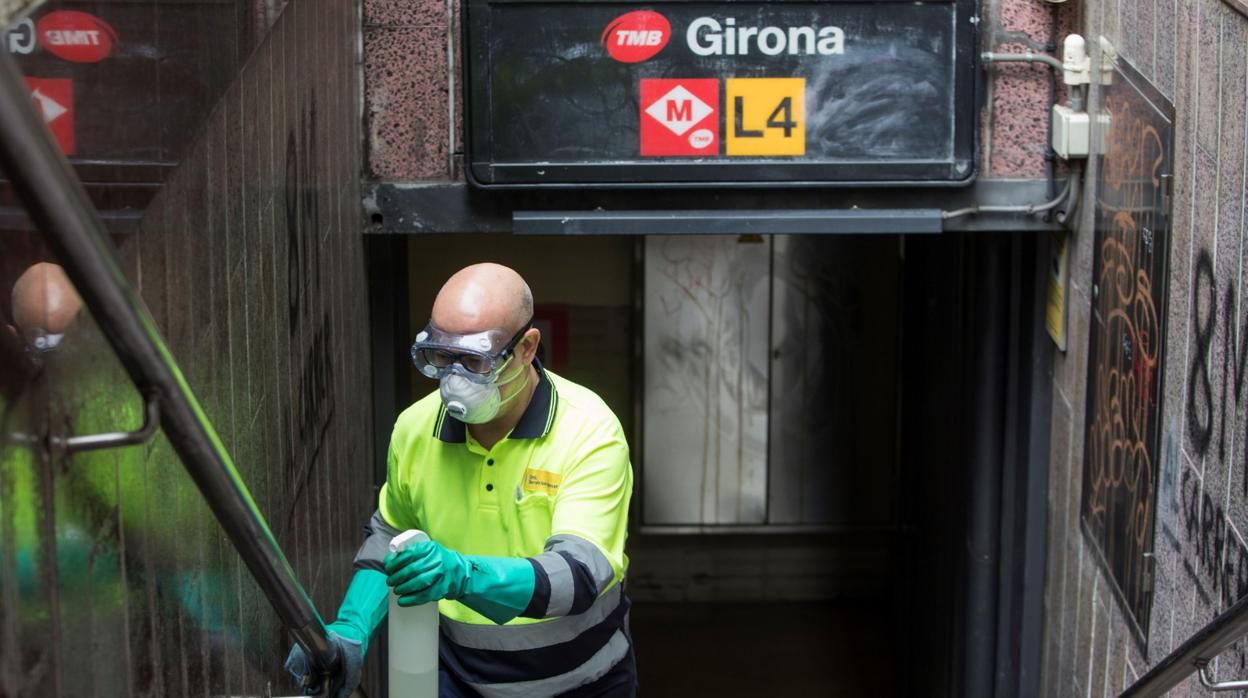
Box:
(36, 11, 118, 64)
(601, 10, 670, 63)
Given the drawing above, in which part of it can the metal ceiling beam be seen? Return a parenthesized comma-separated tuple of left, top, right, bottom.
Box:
(364, 178, 1065, 235)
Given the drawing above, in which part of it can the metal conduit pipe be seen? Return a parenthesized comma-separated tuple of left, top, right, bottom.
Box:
(0, 50, 348, 693)
(980, 51, 1066, 72)
(1043, 2, 1059, 221)
(980, 46, 1076, 227)
(961, 235, 1011, 698)
(942, 174, 1074, 220)
(1070, 83, 1088, 113)
(1056, 165, 1083, 226)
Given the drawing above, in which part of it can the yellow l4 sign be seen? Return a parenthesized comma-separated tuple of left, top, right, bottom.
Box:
(725, 78, 806, 156)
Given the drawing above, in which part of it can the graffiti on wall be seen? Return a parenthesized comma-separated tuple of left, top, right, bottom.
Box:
(1181, 467, 1248, 609)
(1176, 242, 1248, 652)
(1080, 56, 1173, 647)
(641, 235, 770, 526)
(280, 88, 336, 532)
(1184, 248, 1248, 483)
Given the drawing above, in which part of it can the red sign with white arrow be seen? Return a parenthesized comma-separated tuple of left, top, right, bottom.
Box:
(24, 77, 75, 155)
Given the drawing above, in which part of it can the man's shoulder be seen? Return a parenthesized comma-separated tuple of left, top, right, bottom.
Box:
(392, 387, 443, 441)
(547, 370, 623, 437)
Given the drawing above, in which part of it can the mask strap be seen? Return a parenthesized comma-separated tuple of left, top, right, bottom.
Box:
(492, 356, 531, 408)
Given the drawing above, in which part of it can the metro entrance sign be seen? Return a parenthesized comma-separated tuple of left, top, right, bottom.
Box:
(640, 79, 718, 156)
(725, 78, 805, 157)
(24, 77, 74, 155)
(465, 0, 979, 187)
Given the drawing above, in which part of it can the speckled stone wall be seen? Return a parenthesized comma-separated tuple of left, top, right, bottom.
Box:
(1041, 1, 1248, 696)
(0, 0, 373, 694)
(981, 0, 1081, 177)
(364, 0, 457, 180)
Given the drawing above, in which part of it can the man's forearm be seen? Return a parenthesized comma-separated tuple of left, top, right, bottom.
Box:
(332, 569, 391, 649)
(354, 510, 402, 572)
(520, 534, 617, 619)
(457, 555, 537, 624)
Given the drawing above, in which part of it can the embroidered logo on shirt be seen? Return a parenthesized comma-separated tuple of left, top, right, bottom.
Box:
(521, 468, 562, 495)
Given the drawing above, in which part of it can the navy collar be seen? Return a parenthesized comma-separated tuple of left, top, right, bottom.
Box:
(434, 360, 557, 443)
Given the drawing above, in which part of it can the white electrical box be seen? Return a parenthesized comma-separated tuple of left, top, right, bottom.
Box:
(1052, 104, 1091, 159)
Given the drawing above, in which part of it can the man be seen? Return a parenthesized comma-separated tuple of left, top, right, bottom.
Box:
(286, 263, 636, 697)
(7, 261, 81, 355)
(3, 261, 82, 391)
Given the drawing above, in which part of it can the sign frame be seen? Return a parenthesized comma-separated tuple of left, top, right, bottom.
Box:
(463, 0, 981, 189)
(1078, 53, 1174, 655)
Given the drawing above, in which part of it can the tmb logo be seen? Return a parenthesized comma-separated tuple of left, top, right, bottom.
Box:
(601, 10, 670, 63)
(36, 11, 117, 64)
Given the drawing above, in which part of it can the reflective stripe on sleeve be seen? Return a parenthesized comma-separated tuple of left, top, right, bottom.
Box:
(547, 534, 615, 595)
(465, 629, 631, 698)
(441, 583, 623, 651)
(533, 551, 575, 617)
(352, 510, 401, 572)
(521, 534, 615, 619)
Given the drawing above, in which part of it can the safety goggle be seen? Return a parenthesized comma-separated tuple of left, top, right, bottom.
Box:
(410, 320, 532, 383)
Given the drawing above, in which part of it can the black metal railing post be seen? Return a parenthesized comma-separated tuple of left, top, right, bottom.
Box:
(1119, 591, 1248, 697)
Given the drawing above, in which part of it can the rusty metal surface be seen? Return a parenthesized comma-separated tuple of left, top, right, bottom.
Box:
(0, 0, 371, 693)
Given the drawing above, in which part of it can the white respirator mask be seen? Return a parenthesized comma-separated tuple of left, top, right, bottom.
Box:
(439, 357, 527, 424)
(30, 331, 64, 353)
(411, 319, 534, 424)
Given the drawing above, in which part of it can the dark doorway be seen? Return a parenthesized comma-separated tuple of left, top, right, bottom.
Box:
(367, 230, 1048, 698)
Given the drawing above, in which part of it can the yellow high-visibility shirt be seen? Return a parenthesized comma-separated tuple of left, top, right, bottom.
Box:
(378, 363, 632, 628)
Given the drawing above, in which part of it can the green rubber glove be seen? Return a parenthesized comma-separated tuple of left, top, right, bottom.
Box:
(384, 540, 535, 625)
(327, 569, 391, 656)
(283, 569, 388, 696)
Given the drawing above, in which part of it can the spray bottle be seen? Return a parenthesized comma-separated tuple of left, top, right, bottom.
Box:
(388, 530, 439, 698)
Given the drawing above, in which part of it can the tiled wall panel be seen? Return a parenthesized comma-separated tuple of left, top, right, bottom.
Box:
(1043, 1, 1248, 695)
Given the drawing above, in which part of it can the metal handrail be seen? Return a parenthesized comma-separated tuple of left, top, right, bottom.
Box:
(0, 48, 349, 694)
(6, 392, 160, 452)
(1119, 590, 1248, 696)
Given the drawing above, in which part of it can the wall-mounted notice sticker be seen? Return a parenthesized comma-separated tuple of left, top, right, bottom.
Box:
(1045, 228, 1069, 351)
(24, 77, 74, 155)
(725, 77, 805, 157)
(640, 78, 719, 156)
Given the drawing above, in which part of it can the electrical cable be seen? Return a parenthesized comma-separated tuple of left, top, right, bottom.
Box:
(1043, 3, 1060, 221)
(942, 174, 1074, 220)
(980, 51, 1064, 71)
(972, 43, 1083, 225)
(1056, 163, 1083, 225)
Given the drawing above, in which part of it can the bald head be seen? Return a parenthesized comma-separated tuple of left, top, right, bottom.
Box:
(431, 263, 533, 335)
(11, 262, 81, 334)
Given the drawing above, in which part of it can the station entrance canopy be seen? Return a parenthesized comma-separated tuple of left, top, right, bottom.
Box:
(465, 0, 979, 188)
